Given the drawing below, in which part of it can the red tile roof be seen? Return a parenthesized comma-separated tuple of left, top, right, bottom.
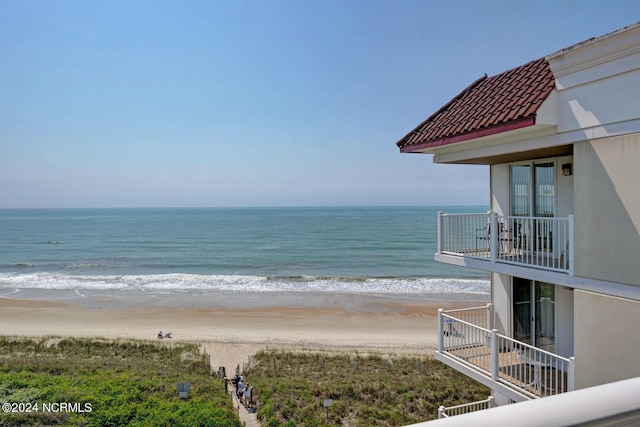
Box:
(396, 57, 555, 152)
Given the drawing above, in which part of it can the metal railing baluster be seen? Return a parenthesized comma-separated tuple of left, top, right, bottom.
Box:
(439, 306, 573, 399)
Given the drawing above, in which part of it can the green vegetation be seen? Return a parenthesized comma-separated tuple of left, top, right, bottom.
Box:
(244, 350, 489, 427)
(0, 337, 241, 427)
(1, 338, 488, 426)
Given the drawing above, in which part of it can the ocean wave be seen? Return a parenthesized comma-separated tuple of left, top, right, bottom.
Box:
(0, 272, 489, 296)
(66, 263, 112, 270)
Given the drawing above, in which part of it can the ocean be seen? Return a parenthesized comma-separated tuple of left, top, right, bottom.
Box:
(0, 206, 489, 305)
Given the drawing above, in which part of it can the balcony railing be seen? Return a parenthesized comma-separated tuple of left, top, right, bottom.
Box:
(437, 212, 574, 274)
(437, 306, 575, 400)
(437, 396, 494, 418)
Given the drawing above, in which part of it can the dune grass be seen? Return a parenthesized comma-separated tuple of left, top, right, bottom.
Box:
(242, 350, 489, 426)
(1, 337, 489, 426)
(0, 336, 241, 427)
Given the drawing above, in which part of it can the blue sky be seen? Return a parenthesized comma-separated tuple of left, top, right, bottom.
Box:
(1, 1, 638, 208)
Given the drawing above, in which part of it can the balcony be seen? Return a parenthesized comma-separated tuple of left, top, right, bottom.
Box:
(436, 305, 575, 403)
(437, 212, 574, 275)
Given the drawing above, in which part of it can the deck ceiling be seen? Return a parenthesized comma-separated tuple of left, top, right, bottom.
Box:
(434, 144, 574, 165)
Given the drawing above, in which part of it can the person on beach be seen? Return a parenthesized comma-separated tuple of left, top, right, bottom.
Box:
(233, 374, 240, 394)
(242, 382, 249, 406)
(217, 366, 226, 379)
(237, 377, 245, 400)
(244, 383, 253, 408)
(217, 366, 228, 392)
(157, 331, 163, 339)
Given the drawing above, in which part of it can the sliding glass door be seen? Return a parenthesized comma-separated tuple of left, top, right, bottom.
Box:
(513, 277, 532, 344)
(534, 163, 555, 252)
(511, 165, 531, 217)
(513, 278, 556, 352)
(510, 161, 555, 253)
(534, 163, 555, 218)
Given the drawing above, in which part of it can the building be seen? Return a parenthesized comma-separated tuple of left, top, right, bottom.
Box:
(395, 22, 640, 416)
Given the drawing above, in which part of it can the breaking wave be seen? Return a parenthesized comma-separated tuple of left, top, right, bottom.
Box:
(0, 272, 489, 297)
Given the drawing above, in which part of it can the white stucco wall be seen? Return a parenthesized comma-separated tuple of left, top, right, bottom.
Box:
(574, 290, 640, 389)
(573, 134, 640, 287)
(491, 272, 510, 335)
(555, 286, 574, 358)
(490, 164, 509, 216)
(555, 68, 640, 134)
(555, 155, 574, 219)
(549, 24, 640, 137)
(549, 27, 640, 288)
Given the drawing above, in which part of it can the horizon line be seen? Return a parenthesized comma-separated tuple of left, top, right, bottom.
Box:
(0, 203, 489, 210)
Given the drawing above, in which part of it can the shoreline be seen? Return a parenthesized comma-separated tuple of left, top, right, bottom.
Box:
(0, 287, 489, 310)
(0, 293, 487, 376)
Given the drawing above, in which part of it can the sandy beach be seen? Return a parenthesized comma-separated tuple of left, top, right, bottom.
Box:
(0, 293, 485, 373)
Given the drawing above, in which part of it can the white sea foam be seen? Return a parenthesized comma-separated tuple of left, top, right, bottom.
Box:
(0, 272, 489, 297)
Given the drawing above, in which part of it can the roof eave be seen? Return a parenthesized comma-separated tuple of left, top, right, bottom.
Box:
(399, 116, 536, 153)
